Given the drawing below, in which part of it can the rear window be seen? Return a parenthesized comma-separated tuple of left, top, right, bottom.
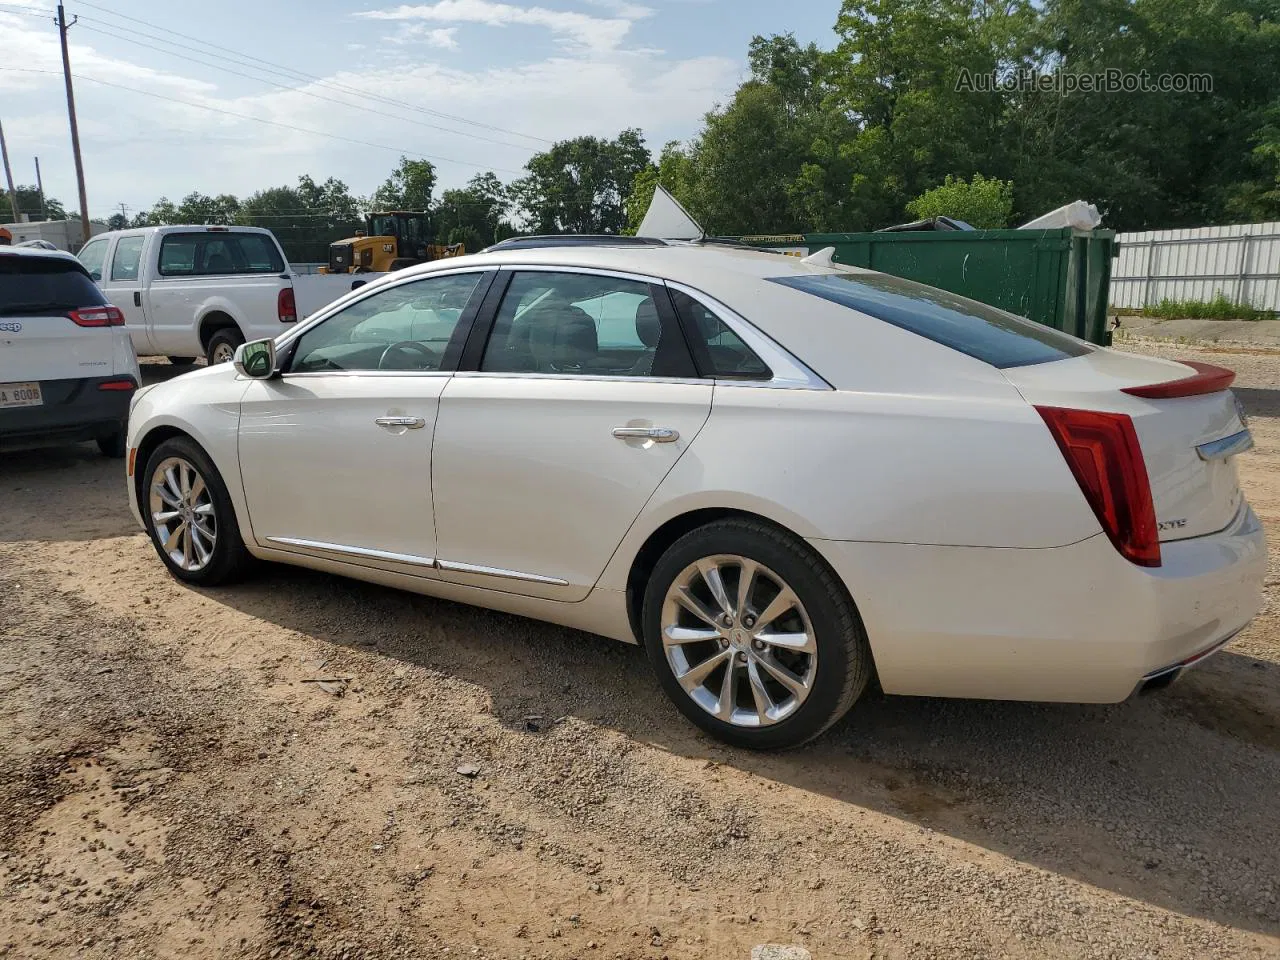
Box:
(769, 273, 1093, 369)
(158, 232, 284, 277)
(0, 255, 107, 316)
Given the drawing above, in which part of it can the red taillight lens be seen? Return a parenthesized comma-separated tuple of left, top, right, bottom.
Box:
(277, 287, 297, 323)
(1036, 406, 1161, 568)
(98, 378, 136, 391)
(69, 305, 125, 327)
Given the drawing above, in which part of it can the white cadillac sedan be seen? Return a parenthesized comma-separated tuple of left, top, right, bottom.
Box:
(125, 238, 1266, 749)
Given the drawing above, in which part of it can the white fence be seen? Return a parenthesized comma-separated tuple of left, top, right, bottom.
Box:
(1111, 221, 1280, 311)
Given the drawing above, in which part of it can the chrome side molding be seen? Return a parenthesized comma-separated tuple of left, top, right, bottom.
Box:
(265, 537, 437, 568)
(1196, 428, 1254, 461)
(265, 537, 568, 586)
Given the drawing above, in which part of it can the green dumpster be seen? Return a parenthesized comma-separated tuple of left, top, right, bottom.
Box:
(744, 228, 1117, 347)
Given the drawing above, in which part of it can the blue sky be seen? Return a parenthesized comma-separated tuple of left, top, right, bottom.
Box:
(0, 0, 841, 220)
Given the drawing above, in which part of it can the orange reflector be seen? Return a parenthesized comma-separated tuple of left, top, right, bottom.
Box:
(127, 447, 137, 477)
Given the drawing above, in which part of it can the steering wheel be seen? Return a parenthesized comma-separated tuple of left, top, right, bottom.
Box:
(378, 340, 438, 371)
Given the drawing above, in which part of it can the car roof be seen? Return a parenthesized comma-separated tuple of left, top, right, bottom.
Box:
(0, 245, 84, 264)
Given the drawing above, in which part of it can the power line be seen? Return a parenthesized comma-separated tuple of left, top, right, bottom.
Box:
(70, 0, 552, 146)
(0, 67, 527, 176)
(73, 20, 543, 154)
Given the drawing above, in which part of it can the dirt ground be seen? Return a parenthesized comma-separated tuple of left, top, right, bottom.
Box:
(2, 343, 1278, 960)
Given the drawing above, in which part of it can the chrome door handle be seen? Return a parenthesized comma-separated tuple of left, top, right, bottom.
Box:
(612, 426, 679, 443)
(375, 416, 426, 429)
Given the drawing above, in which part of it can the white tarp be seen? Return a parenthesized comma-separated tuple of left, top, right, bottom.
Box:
(637, 184, 704, 240)
(1020, 200, 1103, 231)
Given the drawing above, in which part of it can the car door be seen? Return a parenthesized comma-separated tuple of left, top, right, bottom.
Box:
(100, 233, 156, 355)
(237, 269, 493, 575)
(431, 268, 714, 601)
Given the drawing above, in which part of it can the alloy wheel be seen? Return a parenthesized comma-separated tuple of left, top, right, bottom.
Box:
(149, 456, 217, 572)
(660, 554, 817, 727)
(210, 342, 236, 364)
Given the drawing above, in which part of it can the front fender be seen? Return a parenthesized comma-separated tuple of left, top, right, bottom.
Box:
(126, 367, 253, 538)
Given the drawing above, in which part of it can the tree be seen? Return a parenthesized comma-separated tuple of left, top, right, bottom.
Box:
(906, 174, 1015, 227)
(131, 197, 179, 227)
(373, 157, 437, 212)
(176, 192, 241, 225)
(433, 171, 513, 249)
(625, 141, 700, 234)
(513, 129, 650, 234)
(236, 176, 364, 263)
(106, 212, 129, 231)
(0, 184, 67, 221)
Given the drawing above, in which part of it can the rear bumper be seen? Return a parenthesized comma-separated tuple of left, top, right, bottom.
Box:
(810, 503, 1267, 703)
(0, 375, 135, 450)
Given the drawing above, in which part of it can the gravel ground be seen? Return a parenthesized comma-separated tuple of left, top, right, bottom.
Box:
(1, 346, 1278, 960)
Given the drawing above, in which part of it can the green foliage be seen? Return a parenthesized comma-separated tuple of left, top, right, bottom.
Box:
(0, 185, 68, 222)
(513, 129, 650, 234)
(906, 174, 1015, 228)
(1142, 293, 1275, 321)
(235, 176, 364, 263)
(433, 172, 512, 249)
(372, 156, 437, 212)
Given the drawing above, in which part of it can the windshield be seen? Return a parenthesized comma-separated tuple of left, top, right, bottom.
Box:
(770, 272, 1093, 369)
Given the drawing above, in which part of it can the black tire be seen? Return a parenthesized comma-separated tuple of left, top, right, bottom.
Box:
(641, 517, 872, 750)
(205, 328, 244, 366)
(141, 436, 254, 586)
(96, 429, 126, 458)
(166, 356, 197, 366)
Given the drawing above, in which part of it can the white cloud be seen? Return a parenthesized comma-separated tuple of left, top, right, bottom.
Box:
(358, 0, 643, 52)
(392, 24, 461, 48)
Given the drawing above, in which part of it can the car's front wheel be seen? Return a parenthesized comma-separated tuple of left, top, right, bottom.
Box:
(642, 517, 873, 750)
(142, 436, 253, 585)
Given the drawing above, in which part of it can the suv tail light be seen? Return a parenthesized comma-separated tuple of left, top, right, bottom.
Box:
(278, 287, 297, 323)
(69, 305, 125, 327)
(1036, 406, 1161, 568)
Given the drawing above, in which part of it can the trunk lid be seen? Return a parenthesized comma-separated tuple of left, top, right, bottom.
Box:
(1003, 349, 1247, 542)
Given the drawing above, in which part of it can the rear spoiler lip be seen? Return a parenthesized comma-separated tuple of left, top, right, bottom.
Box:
(1120, 360, 1235, 399)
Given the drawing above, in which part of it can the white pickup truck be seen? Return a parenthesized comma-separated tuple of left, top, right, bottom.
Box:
(76, 226, 374, 365)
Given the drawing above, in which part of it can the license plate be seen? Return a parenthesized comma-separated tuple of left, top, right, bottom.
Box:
(0, 382, 42, 408)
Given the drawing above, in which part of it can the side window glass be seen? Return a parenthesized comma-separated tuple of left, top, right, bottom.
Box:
(77, 238, 108, 281)
(481, 272, 694, 378)
(109, 236, 145, 282)
(289, 272, 482, 373)
(669, 288, 771, 380)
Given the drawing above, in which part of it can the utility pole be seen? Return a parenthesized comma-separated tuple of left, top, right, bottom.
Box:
(57, 3, 91, 243)
(0, 118, 19, 224)
(34, 157, 48, 220)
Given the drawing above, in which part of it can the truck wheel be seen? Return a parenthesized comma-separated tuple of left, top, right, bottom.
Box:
(206, 329, 244, 366)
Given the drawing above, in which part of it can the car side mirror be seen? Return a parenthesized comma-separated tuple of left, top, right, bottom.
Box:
(234, 338, 277, 379)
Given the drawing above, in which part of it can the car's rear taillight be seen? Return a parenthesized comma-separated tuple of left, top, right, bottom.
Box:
(1036, 406, 1161, 568)
(69, 305, 125, 327)
(278, 287, 297, 323)
(98, 378, 136, 391)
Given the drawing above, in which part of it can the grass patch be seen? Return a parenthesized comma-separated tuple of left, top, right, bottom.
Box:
(1141, 293, 1275, 322)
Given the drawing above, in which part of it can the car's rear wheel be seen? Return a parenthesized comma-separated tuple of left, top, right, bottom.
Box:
(205, 328, 244, 366)
(642, 518, 872, 749)
(142, 436, 253, 585)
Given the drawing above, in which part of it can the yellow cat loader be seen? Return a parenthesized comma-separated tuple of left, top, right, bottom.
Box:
(322, 211, 465, 274)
